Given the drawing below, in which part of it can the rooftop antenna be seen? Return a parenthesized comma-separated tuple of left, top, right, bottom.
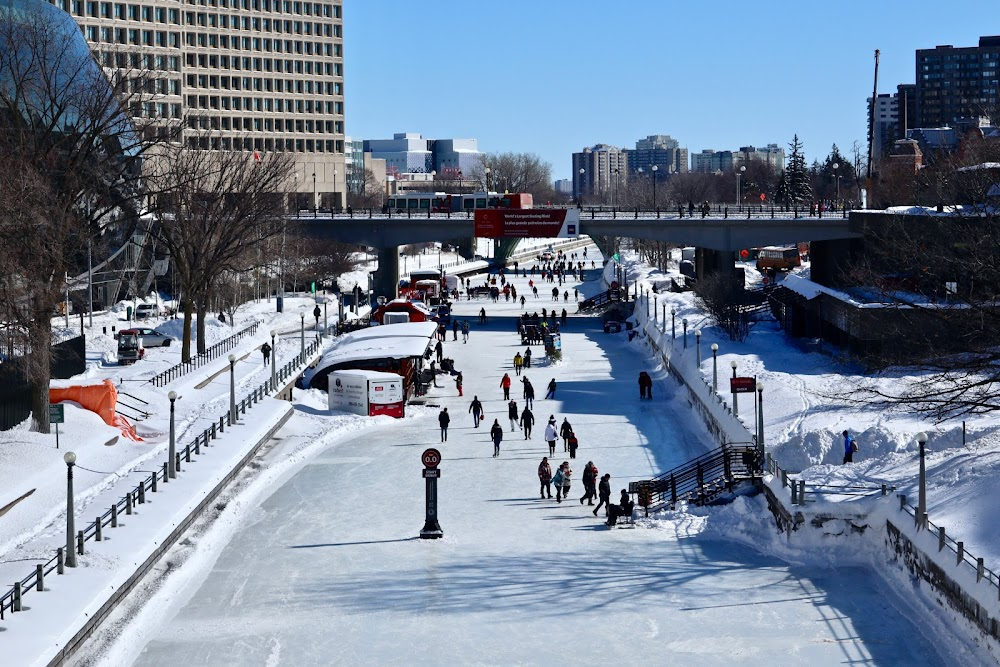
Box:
(866, 49, 880, 207)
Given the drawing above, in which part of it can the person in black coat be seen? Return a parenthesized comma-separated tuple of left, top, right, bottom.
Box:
(508, 399, 518, 432)
(438, 408, 450, 442)
(559, 418, 573, 452)
(545, 378, 557, 400)
(594, 474, 611, 516)
(520, 406, 535, 439)
(469, 396, 484, 428)
(435, 340, 444, 363)
(490, 419, 504, 457)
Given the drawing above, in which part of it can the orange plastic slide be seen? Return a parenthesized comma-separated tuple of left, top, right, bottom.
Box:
(49, 379, 142, 442)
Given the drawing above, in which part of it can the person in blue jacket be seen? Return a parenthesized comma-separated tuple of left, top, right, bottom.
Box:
(842, 430, 856, 464)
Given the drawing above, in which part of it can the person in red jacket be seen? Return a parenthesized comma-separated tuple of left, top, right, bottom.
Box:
(500, 372, 512, 400)
(538, 457, 552, 499)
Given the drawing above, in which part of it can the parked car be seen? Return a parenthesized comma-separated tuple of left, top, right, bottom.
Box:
(118, 327, 174, 347)
(135, 303, 159, 319)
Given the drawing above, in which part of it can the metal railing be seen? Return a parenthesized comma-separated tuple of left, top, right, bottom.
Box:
(150, 321, 260, 387)
(630, 443, 761, 513)
(0, 336, 321, 621)
(765, 453, 895, 505)
(299, 206, 851, 222)
(895, 494, 1000, 600)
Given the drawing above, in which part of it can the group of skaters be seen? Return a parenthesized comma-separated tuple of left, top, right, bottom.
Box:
(535, 457, 633, 526)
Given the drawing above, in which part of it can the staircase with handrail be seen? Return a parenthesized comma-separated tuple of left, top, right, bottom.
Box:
(629, 443, 763, 515)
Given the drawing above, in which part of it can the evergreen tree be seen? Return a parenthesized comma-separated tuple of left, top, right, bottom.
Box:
(774, 168, 790, 205)
(786, 134, 812, 204)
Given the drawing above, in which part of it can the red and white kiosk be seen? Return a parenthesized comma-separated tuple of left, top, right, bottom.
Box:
(328, 370, 405, 418)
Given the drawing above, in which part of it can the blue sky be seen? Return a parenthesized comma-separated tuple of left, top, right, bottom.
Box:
(345, 1, 998, 181)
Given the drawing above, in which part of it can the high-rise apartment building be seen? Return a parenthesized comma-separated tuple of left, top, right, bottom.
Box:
(50, 0, 346, 209)
(915, 36, 1000, 129)
(691, 149, 734, 173)
(736, 144, 784, 172)
(626, 134, 688, 174)
(571, 145, 628, 202)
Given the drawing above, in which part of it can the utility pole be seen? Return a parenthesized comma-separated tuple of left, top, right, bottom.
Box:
(866, 49, 880, 208)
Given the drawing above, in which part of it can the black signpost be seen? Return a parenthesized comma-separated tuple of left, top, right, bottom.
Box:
(420, 448, 443, 539)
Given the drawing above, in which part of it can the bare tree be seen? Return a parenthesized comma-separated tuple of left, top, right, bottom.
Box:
(470, 153, 556, 201)
(347, 168, 384, 209)
(147, 145, 293, 361)
(694, 273, 756, 342)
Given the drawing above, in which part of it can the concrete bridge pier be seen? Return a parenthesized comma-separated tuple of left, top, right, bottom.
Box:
(695, 248, 738, 282)
(373, 246, 400, 303)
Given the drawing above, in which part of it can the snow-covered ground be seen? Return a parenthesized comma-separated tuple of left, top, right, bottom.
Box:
(2, 239, 999, 664)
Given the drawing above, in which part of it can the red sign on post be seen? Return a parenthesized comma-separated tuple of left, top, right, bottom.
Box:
(422, 448, 442, 468)
(474, 209, 580, 239)
(730, 377, 757, 393)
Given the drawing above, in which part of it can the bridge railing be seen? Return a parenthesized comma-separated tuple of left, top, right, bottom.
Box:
(292, 206, 851, 222)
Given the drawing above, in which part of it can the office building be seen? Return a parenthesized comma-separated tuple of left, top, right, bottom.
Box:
(571, 145, 628, 201)
(363, 133, 482, 182)
(915, 36, 1000, 129)
(736, 144, 784, 172)
(626, 134, 688, 174)
(52, 0, 347, 209)
(691, 149, 734, 173)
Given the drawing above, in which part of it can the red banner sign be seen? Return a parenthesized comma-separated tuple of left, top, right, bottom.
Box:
(730, 377, 757, 393)
(474, 208, 580, 239)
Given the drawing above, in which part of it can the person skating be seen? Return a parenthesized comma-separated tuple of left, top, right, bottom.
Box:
(580, 461, 598, 505)
(435, 340, 443, 363)
(524, 347, 532, 368)
(260, 341, 271, 366)
(638, 371, 653, 400)
(500, 372, 512, 400)
(552, 464, 566, 502)
(490, 419, 504, 457)
(560, 463, 572, 502)
(519, 295, 526, 309)
(522, 377, 535, 409)
(559, 417, 573, 452)
(429, 359, 438, 387)
(561, 308, 568, 326)
(462, 321, 470, 343)
(452, 320, 459, 341)
(538, 456, 552, 500)
(469, 396, 484, 428)
(544, 416, 558, 456)
(520, 406, 535, 439)
(479, 307, 487, 324)
(455, 371, 463, 397)
(438, 408, 450, 442)
(513, 352, 523, 376)
(567, 431, 579, 459)
(545, 378, 557, 400)
(594, 473, 611, 516)
(508, 399, 518, 432)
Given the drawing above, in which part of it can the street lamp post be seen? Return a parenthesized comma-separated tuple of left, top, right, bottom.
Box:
(300, 313, 305, 362)
(578, 167, 585, 205)
(64, 451, 77, 567)
(484, 166, 492, 203)
(711, 343, 719, 393)
(682, 318, 688, 349)
(614, 167, 619, 210)
(651, 165, 659, 211)
(228, 354, 237, 424)
(730, 360, 739, 416)
(312, 171, 317, 217)
(270, 330, 277, 391)
(168, 391, 177, 478)
(917, 431, 928, 529)
(756, 382, 765, 455)
(671, 307, 676, 339)
(832, 162, 841, 208)
(736, 165, 746, 209)
(695, 329, 702, 366)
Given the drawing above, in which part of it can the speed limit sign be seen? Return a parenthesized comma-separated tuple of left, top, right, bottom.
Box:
(422, 448, 441, 468)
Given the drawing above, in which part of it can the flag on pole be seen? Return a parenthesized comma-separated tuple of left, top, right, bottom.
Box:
(252, 150, 261, 163)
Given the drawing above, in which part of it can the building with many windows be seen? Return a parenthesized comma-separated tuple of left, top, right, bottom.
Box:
(50, 0, 346, 209)
(571, 144, 628, 202)
(916, 36, 1000, 130)
(691, 149, 734, 173)
(625, 134, 688, 175)
(363, 133, 482, 183)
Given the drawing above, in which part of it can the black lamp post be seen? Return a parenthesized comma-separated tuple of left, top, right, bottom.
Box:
(652, 165, 659, 211)
(64, 451, 77, 567)
(711, 343, 719, 393)
(730, 360, 739, 417)
(917, 431, 928, 528)
(168, 391, 177, 478)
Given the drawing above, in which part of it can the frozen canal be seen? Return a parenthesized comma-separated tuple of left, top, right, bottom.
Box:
(103, 252, 946, 666)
